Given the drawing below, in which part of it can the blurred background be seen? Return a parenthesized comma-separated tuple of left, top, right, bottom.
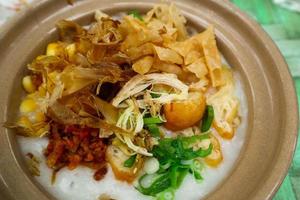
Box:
(0, 0, 299, 199)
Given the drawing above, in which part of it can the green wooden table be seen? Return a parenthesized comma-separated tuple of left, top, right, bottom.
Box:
(231, 1, 300, 199)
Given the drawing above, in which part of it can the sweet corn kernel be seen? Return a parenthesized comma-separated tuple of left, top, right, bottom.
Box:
(27, 111, 45, 124)
(36, 55, 46, 61)
(34, 112, 46, 123)
(65, 43, 76, 60)
(46, 43, 63, 56)
(20, 98, 37, 113)
(22, 76, 36, 93)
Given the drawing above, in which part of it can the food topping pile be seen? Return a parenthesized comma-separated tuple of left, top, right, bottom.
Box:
(12, 4, 241, 199)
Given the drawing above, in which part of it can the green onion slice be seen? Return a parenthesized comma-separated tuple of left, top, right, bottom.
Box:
(190, 160, 203, 183)
(136, 173, 171, 196)
(156, 188, 175, 200)
(128, 10, 143, 21)
(143, 117, 163, 125)
(136, 134, 213, 197)
(150, 93, 161, 98)
(124, 154, 137, 168)
(201, 105, 214, 132)
(146, 124, 160, 138)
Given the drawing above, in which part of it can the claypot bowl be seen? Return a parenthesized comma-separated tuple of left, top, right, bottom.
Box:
(0, 0, 298, 200)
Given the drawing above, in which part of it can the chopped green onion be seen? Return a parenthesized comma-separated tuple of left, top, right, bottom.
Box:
(139, 173, 157, 188)
(192, 170, 203, 183)
(175, 168, 189, 188)
(168, 165, 189, 189)
(124, 154, 137, 168)
(181, 134, 210, 148)
(146, 124, 161, 137)
(136, 134, 213, 198)
(143, 117, 163, 124)
(150, 93, 161, 98)
(192, 159, 203, 171)
(144, 157, 160, 174)
(152, 135, 213, 161)
(201, 105, 214, 132)
(190, 160, 203, 183)
(156, 188, 175, 200)
(128, 10, 143, 21)
(136, 173, 171, 196)
(170, 165, 178, 188)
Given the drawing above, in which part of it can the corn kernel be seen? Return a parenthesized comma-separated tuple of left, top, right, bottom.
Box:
(22, 76, 36, 93)
(36, 55, 46, 61)
(35, 112, 46, 123)
(20, 98, 37, 113)
(46, 43, 63, 56)
(65, 43, 76, 60)
(27, 111, 45, 124)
